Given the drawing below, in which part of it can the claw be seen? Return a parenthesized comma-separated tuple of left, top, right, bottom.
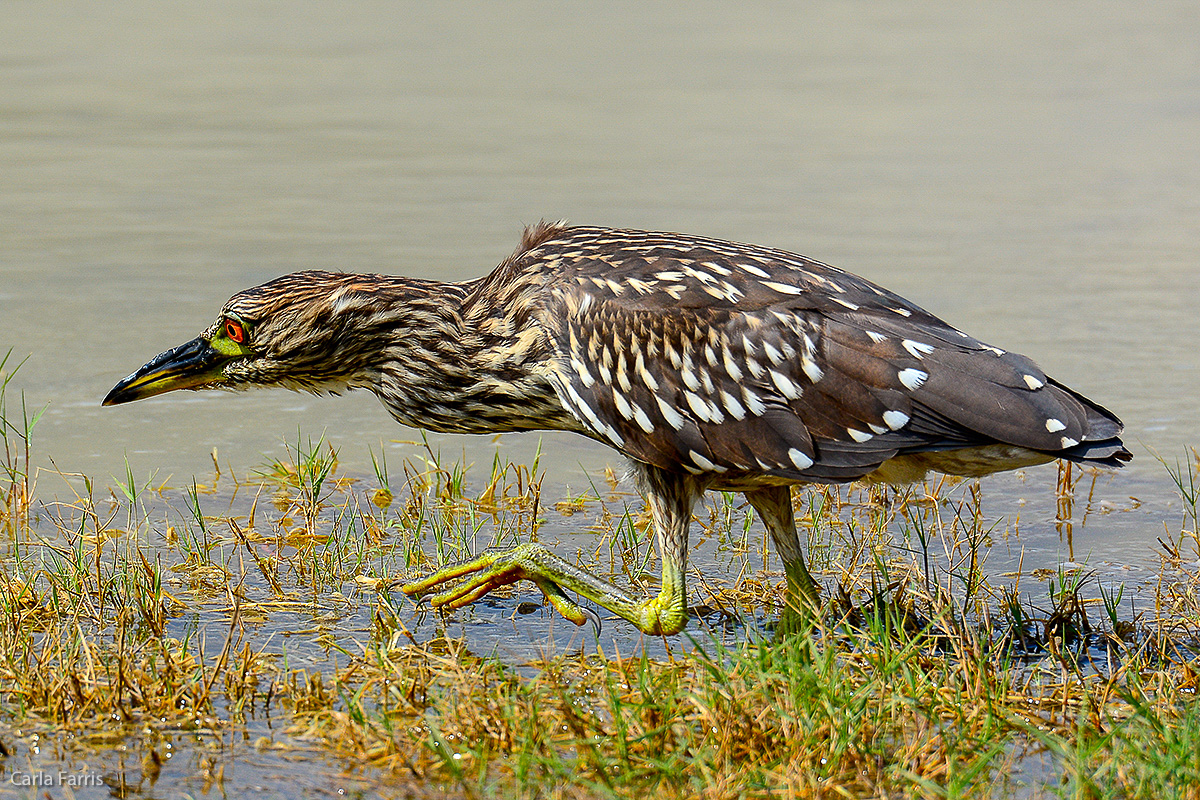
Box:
(375, 574, 430, 604)
(579, 605, 602, 635)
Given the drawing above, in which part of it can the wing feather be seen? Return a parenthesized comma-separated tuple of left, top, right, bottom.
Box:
(524, 226, 1128, 482)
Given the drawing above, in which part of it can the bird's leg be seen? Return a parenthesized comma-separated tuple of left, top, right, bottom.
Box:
(395, 466, 702, 636)
(745, 485, 820, 635)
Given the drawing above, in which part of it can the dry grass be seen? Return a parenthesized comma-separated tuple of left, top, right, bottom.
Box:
(286, 462, 1200, 799)
(1, 355, 1199, 798)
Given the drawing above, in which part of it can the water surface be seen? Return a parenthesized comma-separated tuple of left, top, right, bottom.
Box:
(3, 2, 1200, 796)
(4, 1, 1197, 493)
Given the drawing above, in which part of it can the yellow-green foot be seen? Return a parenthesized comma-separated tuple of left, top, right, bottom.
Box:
(774, 602, 818, 639)
(389, 541, 689, 636)
(773, 560, 821, 639)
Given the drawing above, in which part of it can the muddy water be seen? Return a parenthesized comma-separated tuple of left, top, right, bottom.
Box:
(3, 2, 1199, 624)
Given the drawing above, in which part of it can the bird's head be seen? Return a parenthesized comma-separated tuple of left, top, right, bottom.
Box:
(103, 270, 414, 406)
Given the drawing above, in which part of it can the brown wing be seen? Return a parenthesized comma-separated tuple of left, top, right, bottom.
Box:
(528, 226, 1127, 482)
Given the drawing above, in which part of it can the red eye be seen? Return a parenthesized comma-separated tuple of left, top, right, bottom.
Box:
(225, 320, 246, 343)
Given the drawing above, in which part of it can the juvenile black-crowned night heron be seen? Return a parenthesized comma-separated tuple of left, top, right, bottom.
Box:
(105, 223, 1129, 635)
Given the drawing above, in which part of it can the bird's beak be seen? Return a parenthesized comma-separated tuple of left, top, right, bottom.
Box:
(103, 337, 229, 406)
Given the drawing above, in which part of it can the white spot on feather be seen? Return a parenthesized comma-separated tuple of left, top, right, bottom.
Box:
(566, 384, 603, 430)
(636, 353, 659, 391)
(685, 391, 722, 423)
(602, 426, 624, 447)
(847, 428, 873, 443)
(763, 341, 785, 365)
(763, 281, 804, 296)
(1061, 437, 1079, 448)
(612, 390, 634, 422)
(741, 387, 767, 416)
(720, 390, 746, 420)
(1023, 374, 1045, 390)
(722, 347, 743, 382)
(597, 350, 612, 385)
(802, 356, 824, 384)
(788, 448, 815, 470)
(615, 353, 631, 392)
(902, 340, 935, 359)
(664, 340, 682, 369)
(631, 402, 654, 433)
(571, 357, 595, 387)
(1045, 418, 1066, 433)
(717, 281, 743, 302)
(770, 370, 803, 400)
(898, 368, 929, 391)
(656, 397, 686, 430)
(866, 331, 887, 344)
(882, 410, 910, 430)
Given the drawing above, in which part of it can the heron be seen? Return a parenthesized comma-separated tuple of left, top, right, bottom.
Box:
(104, 223, 1129, 635)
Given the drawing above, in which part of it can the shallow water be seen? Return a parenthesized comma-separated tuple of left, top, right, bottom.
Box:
(3, 0, 1197, 498)
(0, 466, 1174, 798)
(2, 1, 1200, 795)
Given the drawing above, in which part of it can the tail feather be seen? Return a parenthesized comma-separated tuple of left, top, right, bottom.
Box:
(1048, 379, 1130, 467)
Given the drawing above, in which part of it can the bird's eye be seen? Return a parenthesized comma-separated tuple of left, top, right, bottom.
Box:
(225, 319, 247, 344)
